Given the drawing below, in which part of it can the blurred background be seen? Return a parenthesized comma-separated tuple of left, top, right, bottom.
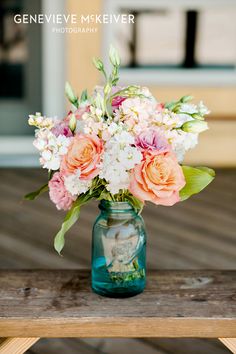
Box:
(0, 0, 235, 353)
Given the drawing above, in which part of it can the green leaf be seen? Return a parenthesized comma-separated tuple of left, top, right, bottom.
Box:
(165, 100, 177, 111)
(180, 166, 215, 201)
(180, 95, 193, 103)
(80, 89, 88, 103)
(24, 183, 48, 201)
(65, 82, 78, 106)
(92, 57, 104, 71)
(124, 194, 144, 214)
(54, 194, 91, 255)
(196, 166, 215, 177)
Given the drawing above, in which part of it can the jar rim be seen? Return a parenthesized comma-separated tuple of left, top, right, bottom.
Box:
(99, 199, 134, 211)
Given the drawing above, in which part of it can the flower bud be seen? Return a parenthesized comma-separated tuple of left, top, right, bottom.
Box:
(69, 113, 76, 132)
(192, 113, 204, 120)
(182, 120, 208, 133)
(180, 95, 193, 103)
(92, 57, 104, 71)
(127, 85, 139, 93)
(65, 82, 77, 104)
(109, 45, 120, 67)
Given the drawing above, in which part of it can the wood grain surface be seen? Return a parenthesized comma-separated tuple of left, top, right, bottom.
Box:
(0, 338, 39, 354)
(1, 168, 235, 353)
(0, 270, 235, 338)
(219, 338, 236, 354)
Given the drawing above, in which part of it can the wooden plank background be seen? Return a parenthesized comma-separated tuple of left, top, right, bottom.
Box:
(0, 168, 235, 353)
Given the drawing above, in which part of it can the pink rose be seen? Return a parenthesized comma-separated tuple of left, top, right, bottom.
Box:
(135, 128, 170, 152)
(51, 121, 73, 137)
(129, 151, 185, 206)
(61, 133, 103, 179)
(49, 172, 76, 210)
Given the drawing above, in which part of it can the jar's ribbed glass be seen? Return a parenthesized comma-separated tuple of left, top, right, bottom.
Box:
(91, 201, 147, 297)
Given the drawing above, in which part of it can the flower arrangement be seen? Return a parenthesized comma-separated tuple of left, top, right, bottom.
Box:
(25, 46, 215, 255)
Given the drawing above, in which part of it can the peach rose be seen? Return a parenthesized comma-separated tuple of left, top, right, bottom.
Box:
(129, 151, 185, 206)
(61, 133, 103, 180)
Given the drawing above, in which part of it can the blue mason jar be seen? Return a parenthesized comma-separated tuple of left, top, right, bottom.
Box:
(91, 200, 147, 297)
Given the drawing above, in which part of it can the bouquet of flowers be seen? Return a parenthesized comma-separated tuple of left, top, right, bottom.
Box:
(26, 46, 215, 255)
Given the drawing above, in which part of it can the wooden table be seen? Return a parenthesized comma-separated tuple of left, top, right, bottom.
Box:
(0, 270, 235, 354)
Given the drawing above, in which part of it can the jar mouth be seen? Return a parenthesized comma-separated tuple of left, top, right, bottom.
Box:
(99, 200, 134, 211)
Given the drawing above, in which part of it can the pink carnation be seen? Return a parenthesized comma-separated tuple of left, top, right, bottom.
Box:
(111, 86, 126, 110)
(135, 128, 170, 152)
(112, 96, 126, 110)
(156, 103, 165, 111)
(64, 106, 90, 123)
(49, 172, 76, 210)
(51, 121, 73, 137)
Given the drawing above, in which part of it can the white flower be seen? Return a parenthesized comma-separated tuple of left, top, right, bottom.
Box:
(119, 146, 142, 170)
(138, 86, 154, 98)
(112, 130, 135, 145)
(34, 129, 71, 170)
(182, 120, 208, 133)
(198, 101, 210, 116)
(152, 109, 181, 129)
(107, 122, 120, 135)
(28, 112, 55, 129)
(99, 131, 142, 194)
(115, 96, 156, 134)
(166, 129, 198, 162)
(179, 103, 198, 114)
(64, 169, 92, 196)
(177, 113, 194, 126)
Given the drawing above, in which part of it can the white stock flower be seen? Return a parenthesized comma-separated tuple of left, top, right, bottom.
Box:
(99, 131, 142, 194)
(34, 129, 71, 170)
(152, 109, 182, 129)
(64, 169, 92, 196)
(166, 129, 198, 162)
(179, 103, 198, 114)
(197, 101, 210, 116)
(28, 112, 55, 129)
(116, 97, 156, 134)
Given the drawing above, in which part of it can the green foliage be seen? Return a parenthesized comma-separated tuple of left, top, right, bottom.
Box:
(54, 193, 92, 255)
(165, 95, 193, 112)
(92, 57, 107, 80)
(65, 82, 78, 107)
(123, 193, 144, 214)
(65, 83, 88, 109)
(180, 166, 215, 201)
(80, 89, 88, 104)
(92, 45, 121, 118)
(54, 178, 109, 255)
(24, 183, 48, 201)
(196, 166, 216, 177)
(110, 268, 145, 283)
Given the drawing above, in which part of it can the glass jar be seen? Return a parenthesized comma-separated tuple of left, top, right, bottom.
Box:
(91, 200, 147, 297)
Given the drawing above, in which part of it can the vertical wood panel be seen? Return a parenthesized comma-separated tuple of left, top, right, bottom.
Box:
(66, 0, 103, 96)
